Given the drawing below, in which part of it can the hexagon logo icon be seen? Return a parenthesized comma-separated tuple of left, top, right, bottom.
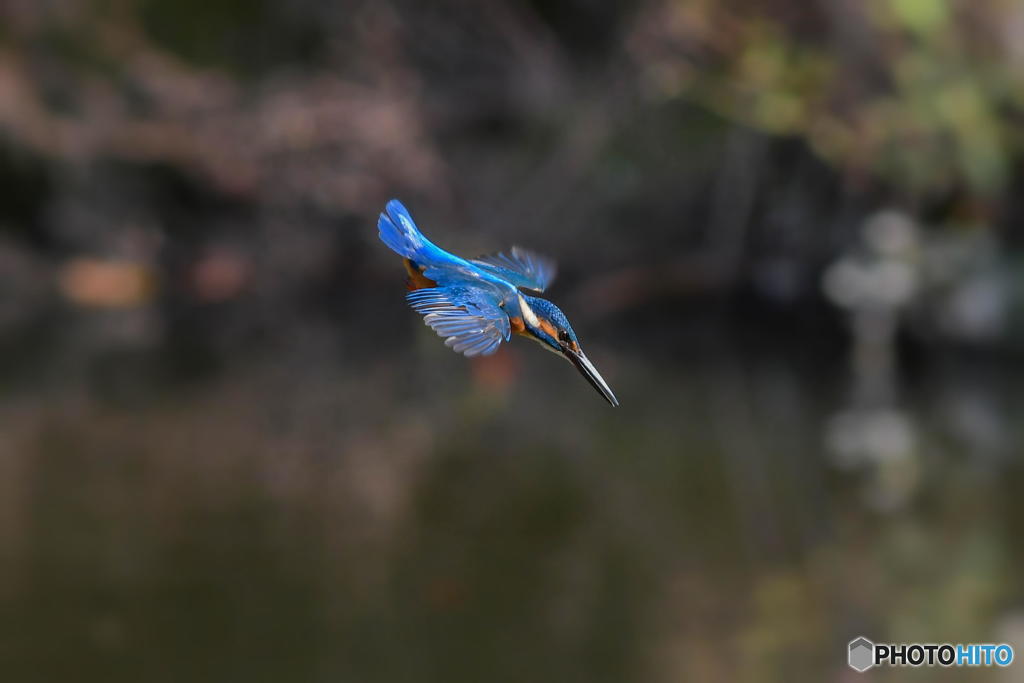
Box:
(848, 637, 875, 672)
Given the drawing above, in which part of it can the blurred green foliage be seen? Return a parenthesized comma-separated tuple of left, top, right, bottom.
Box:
(637, 0, 1022, 196)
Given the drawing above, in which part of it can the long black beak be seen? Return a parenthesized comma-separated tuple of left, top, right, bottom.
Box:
(563, 345, 619, 407)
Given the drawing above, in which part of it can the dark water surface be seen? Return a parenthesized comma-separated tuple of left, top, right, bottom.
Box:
(1, 317, 1021, 683)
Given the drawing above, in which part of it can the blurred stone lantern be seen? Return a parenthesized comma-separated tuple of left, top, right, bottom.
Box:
(823, 209, 920, 389)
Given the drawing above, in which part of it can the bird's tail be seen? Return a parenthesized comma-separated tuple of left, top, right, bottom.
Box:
(378, 199, 436, 261)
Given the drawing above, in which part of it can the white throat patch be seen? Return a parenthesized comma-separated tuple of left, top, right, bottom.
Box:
(518, 293, 541, 329)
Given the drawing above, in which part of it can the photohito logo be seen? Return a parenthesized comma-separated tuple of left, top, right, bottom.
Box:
(848, 637, 1014, 672)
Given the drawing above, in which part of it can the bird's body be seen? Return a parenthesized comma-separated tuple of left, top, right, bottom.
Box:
(378, 199, 618, 406)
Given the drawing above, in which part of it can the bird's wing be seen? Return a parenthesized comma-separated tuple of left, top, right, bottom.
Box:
(469, 247, 557, 293)
(406, 285, 511, 357)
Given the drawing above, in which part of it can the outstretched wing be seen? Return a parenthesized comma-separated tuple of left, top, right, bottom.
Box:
(406, 285, 511, 357)
(469, 247, 557, 293)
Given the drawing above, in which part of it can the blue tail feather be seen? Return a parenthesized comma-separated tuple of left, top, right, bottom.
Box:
(378, 199, 509, 290)
(378, 199, 434, 260)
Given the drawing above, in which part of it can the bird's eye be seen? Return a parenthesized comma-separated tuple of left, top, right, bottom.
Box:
(558, 330, 570, 343)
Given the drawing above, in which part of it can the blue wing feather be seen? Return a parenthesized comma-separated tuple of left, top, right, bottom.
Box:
(469, 246, 557, 292)
(407, 285, 511, 357)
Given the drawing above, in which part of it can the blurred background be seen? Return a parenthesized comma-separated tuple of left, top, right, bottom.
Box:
(1, 0, 1023, 681)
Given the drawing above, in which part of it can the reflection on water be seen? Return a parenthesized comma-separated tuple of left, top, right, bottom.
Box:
(0, 318, 1021, 683)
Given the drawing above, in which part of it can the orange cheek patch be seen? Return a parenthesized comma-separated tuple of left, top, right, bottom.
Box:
(539, 320, 558, 339)
(568, 341, 580, 353)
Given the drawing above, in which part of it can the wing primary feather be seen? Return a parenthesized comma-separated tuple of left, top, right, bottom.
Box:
(469, 246, 557, 292)
(405, 285, 510, 357)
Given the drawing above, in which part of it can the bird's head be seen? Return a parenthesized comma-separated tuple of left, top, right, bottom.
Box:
(515, 293, 619, 407)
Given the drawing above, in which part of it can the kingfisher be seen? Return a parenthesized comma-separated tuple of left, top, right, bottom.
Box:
(378, 199, 618, 406)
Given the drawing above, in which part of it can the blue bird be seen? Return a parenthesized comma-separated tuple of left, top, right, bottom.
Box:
(378, 199, 618, 406)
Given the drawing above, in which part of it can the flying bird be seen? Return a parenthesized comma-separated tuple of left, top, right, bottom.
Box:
(378, 199, 618, 406)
